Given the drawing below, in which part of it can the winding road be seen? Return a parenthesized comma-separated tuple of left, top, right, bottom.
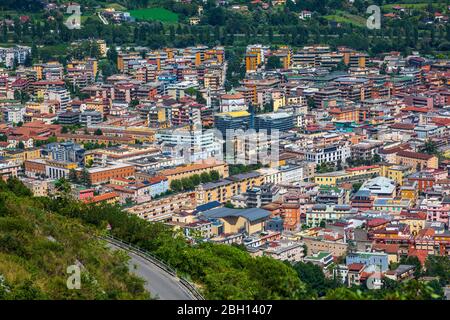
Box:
(106, 240, 197, 300)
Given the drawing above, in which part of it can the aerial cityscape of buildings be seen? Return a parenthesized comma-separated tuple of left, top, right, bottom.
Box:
(1, 0, 450, 303)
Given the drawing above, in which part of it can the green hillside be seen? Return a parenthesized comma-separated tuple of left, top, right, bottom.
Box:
(0, 179, 150, 300)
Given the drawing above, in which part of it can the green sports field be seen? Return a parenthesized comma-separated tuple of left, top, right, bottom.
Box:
(129, 8, 178, 23)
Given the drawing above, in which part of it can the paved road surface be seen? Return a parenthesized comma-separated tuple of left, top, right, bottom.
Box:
(107, 242, 194, 300)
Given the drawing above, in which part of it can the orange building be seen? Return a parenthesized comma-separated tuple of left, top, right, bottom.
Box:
(24, 159, 46, 176)
(83, 163, 135, 185)
(245, 53, 259, 72)
(329, 107, 359, 122)
(262, 202, 301, 231)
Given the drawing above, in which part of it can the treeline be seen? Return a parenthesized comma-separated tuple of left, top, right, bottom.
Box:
(0, 0, 44, 11)
(170, 170, 220, 192)
(229, 163, 263, 176)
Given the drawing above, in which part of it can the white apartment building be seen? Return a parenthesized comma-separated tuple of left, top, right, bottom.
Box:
(156, 128, 222, 163)
(304, 143, 351, 164)
(0, 46, 31, 68)
(258, 165, 304, 184)
(3, 105, 25, 124)
(219, 93, 246, 113)
(264, 240, 305, 262)
(45, 88, 71, 113)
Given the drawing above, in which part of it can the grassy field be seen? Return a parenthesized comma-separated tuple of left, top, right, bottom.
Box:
(129, 7, 178, 23)
(382, 2, 447, 11)
(324, 10, 367, 27)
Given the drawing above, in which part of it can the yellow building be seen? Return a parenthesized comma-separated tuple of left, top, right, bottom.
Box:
(195, 52, 203, 66)
(22, 179, 48, 197)
(160, 160, 229, 186)
(315, 165, 381, 186)
(400, 182, 419, 205)
(373, 198, 411, 214)
(84, 98, 106, 114)
(97, 40, 108, 58)
(275, 46, 292, 68)
(46, 160, 78, 170)
(272, 96, 286, 112)
(34, 64, 43, 80)
(117, 52, 140, 72)
(195, 172, 264, 205)
(84, 152, 94, 166)
(381, 164, 413, 186)
(5, 148, 41, 163)
(399, 213, 426, 236)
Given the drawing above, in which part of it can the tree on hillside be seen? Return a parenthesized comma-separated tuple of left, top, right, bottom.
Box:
(170, 179, 183, 192)
(80, 169, 91, 187)
(424, 255, 450, 286)
(294, 261, 341, 298)
(266, 56, 282, 70)
(55, 178, 71, 194)
(200, 171, 212, 183)
(209, 170, 220, 181)
(422, 139, 438, 156)
(68, 169, 78, 184)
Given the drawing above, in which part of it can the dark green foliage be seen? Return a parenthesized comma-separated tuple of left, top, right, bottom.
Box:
(294, 262, 340, 298)
(266, 56, 282, 70)
(170, 170, 221, 192)
(229, 163, 262, 176)
(326, 280, 441, 300)
(424, 255, 450, 286)
(422, 139, 439, 156)
(0, 179, 149, 300)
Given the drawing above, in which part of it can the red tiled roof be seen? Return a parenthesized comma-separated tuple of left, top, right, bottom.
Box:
(348, 263, 365, 272)
(401, 106, 430, 113)
(83, 192, 119, 204)
(408, 248, 428, 266)
(346, 165, 379, 172)
(390, 123, 416, 130)
(397, 150, 434, 161)
(372, 243, 400, 254)
(431, 117, 450, 126)
(367, 218, 389, 228)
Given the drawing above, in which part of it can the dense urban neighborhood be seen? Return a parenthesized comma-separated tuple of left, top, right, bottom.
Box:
(0, 0, 450, 302)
